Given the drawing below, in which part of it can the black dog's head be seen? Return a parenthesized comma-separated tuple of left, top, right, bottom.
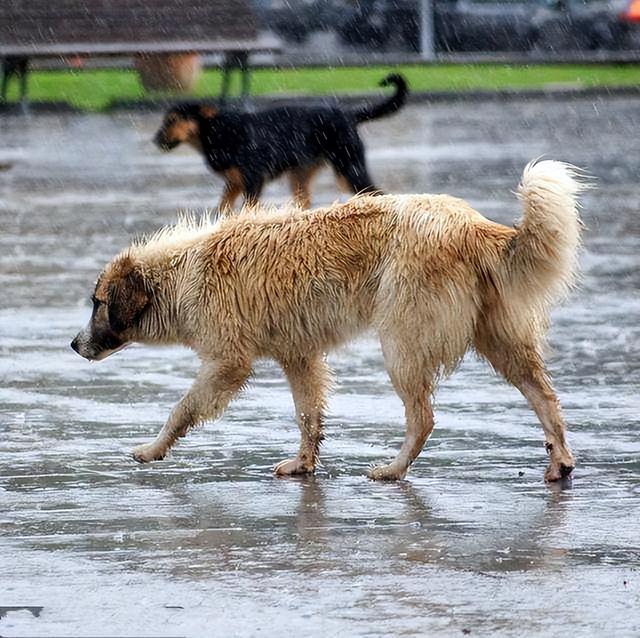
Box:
(153, 103, 218, 151)
(71, 255, 150, 361)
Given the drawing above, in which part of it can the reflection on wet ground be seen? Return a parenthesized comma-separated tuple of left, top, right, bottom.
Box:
(1, 97, 639, 636)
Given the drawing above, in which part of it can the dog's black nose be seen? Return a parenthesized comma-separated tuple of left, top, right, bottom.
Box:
(70, 337, 80, 353)
(153, 132, 165, 148)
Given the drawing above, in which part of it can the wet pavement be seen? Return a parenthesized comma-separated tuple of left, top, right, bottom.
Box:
(1, 96, 639, 637)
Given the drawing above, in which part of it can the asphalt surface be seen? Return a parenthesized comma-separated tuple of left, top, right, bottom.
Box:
(1, 95, 639, 637)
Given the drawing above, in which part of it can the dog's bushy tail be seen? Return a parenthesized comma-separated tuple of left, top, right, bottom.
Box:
(350, 73, 408, 123)
(505, 160, 589, 313)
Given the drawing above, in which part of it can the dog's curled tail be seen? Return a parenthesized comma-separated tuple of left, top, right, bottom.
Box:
(506, 159, 589, 310)
(351, 73, 408, 123)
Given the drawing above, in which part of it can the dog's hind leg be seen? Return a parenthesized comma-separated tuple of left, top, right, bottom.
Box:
(219, 182, 243, 212)
(327, 142, 379, 196)
(369, 339, 435, 481)
(132, 360, 252, 463)
(274, 354, 331, 476)
(334, 160, 379, 196)
(478, 339, 575, 481)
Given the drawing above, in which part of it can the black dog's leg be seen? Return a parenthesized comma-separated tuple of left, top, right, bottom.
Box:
(1, 63, 9, 102)
(327, 142, 379, 196)
(337, 161, 379, 196)
(242, 174, 265, 208)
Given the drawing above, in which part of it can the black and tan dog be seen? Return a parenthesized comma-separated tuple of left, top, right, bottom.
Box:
(153, 73, 408, 210)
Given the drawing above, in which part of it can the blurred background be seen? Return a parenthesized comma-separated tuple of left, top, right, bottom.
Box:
(259, 0, 640, 58)
(2, 0, 640, 110)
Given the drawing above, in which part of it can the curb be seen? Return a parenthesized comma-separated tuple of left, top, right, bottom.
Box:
(106, 84, 640, 111)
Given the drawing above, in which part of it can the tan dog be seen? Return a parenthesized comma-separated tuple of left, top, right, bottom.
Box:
(71, 160, 586, 481)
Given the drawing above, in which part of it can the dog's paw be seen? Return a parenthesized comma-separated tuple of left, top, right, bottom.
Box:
(544, 446, 575, 482)
(367, 462, 408, 481)
(544, 461, 575, 482)
(132, 443, 166, 464)
(273, 457, 315, 477)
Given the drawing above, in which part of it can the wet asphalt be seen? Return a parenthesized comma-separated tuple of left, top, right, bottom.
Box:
(1, 95, 639, 637)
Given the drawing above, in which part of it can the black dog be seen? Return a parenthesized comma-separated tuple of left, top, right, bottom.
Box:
(153, 73, 408, 210)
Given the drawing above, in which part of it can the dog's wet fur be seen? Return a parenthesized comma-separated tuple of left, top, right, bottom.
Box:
(72, 160, 586, 482)
(153, 74, 408, 211)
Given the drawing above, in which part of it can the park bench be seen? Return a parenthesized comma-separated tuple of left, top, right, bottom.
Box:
(0, 0, 278, 106)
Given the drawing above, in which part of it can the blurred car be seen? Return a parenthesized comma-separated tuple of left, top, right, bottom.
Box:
(335, 0, 636, 52)
(620, 0, 640, 21)
(262, 0, 344, 43)
(564, 0, 634, 50)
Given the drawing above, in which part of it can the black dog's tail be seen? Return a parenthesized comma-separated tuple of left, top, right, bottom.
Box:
(350, 73, 408, 124)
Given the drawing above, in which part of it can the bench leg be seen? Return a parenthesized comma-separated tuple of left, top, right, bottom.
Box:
(238, 51, 250, 100)
(19, 62, 28, 100)
(19, 60, 29, 114)
(241, 69, 250, 100)
(1, 70, 8, 103)
(1, 56, 29, 109)
(220, 51, 251, 105)
(220, 65, 232, 103)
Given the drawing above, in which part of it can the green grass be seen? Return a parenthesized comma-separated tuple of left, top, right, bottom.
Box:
(5, 63, 640, 111)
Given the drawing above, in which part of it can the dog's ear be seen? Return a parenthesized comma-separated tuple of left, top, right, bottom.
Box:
(107, 256, 150, 332)
(200, 105, 218, 119)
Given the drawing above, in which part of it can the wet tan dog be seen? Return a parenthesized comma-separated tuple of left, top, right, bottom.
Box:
(71, 160, 586, 481)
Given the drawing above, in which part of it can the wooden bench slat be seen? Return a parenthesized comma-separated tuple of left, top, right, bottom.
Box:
(0, 39, 278, 57)
(1, 25, 258, 44)
(0, 0, 259, 48)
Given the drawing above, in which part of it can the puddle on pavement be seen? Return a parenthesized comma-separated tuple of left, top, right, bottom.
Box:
(1, 97, 639, 636)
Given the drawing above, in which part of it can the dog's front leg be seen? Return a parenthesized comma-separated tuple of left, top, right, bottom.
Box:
(274, 354, 331, 476)
(241, 174, 264, 209)
(132, 361, 251, 463)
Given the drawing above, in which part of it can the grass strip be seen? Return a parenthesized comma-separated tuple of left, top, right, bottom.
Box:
(4, 63, 640, 111)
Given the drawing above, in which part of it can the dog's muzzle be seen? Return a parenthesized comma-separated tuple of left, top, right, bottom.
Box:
(70, 330, 102, 361)
(70, 328, 127, 361)
(153, 133, 179, 151)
